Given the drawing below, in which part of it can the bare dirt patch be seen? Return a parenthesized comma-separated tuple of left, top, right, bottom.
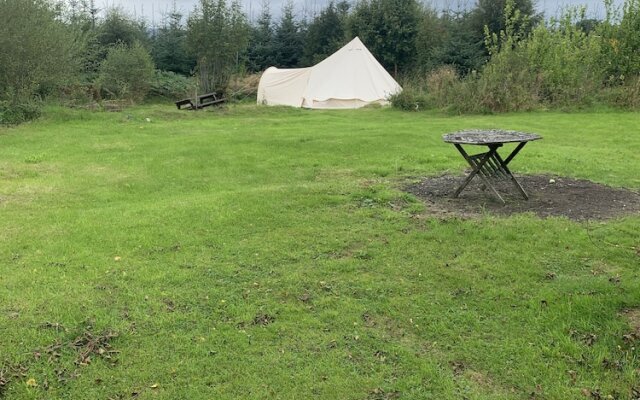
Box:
(407, 175, 640, 221)
(623, 308, 640, 335)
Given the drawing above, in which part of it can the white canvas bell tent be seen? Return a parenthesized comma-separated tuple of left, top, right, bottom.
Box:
(257, 37, 402, 109)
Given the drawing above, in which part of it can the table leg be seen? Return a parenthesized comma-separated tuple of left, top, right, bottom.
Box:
(453, 144, 505, 204)
(494, 147, 529, 200)
(503, 142, 527, 166)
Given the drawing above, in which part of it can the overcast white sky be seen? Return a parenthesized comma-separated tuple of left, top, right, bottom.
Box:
(102, 0, 623, 23)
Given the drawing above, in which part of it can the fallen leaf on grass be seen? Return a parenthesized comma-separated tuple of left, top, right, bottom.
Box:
(298, 292, 311, 303)
(449, 360, 465, 376)
(567, 370, 577, 384)
(163, 298, 175, 312)
(26, 378, 37, 387)
(252, 313, 275, 326)
(582, 333, 597, 346)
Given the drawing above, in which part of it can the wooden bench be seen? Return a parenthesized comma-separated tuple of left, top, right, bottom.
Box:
(175, 98, 195, 110)
(197, 92, 226, 108)
(175, 92, 226, 110)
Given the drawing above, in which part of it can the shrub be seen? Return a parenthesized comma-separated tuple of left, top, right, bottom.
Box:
(470, 48, 541, 113)
(522, 8, 604, 106)
(599, 0, 640, 80)
(227, 73, 262, 101)
(600, 75, 640, 109)
(96, 42, 155, 102)
(423, 65, 462, 109)
(149, 70, 196, 99)
(0, 98, 42, 125)
(389, 88, 428, 111)
(0, 0, 81, 124)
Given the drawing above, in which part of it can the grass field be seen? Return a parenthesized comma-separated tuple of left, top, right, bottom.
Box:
(0, 104, 639, 399)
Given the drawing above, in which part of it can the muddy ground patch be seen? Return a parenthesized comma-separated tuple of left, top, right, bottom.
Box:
(407, 175, 640, 221)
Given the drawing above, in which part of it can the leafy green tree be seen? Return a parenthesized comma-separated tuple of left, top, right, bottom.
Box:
(273, 2, 305, 67)
(247, 1, 276, 72)
(0, 0, 81, 123)
(152, 7, 194, 75)
(599, 0, 640, 80)
(97, 7, 150, 50)
(96, 42, 155, 102)
(348, 0, 420, 75)
(187, 0, 250, 93)
(470, 0, 540, 37)
(302, 1, 348, 65)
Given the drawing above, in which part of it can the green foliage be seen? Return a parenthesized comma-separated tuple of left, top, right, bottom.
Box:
(599, 0, 640, 80)
(389, 88, 427, 111)
(469, 0, 540, 41)
(149, 70, 196, 99)
(416, 10, 486, 75)
(187, 0, 250, 93)
(0, 0, 81, 110)
(0, 98, 42, 125)
(465, 49, 540, 113)
(96, 7, 149, 50)
(599, 75, 640, 108)
(96, 42, 155, 102)
(410, 2, 624, 113)
(302, 2, 349, 65)
(247, 1, 276, 72)
(348, 0, 421, 75)
(523, 8, 604, 106)
(273, 2, 305, 67)
(152, 9, 194, 75)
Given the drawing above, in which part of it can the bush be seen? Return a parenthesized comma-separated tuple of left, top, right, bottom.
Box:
(600, 75, 640, 109)
(227, 73, 262, 101)
(0, 98, 42, 125)
(389, 88, 428, 111)
(469, 49, 541, 113)
(149, 70, 196, 99)
(599, 0, 640, 80)
(96, 42, 155, 102)
(0, 0, 81, 124)
(522, 9, 603, 106)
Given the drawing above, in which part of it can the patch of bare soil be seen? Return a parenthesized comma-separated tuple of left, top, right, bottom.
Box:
(407, 175, 640, 221)
(623, 308, 640, 337)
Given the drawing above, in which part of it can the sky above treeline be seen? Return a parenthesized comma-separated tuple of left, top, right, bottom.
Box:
(102, 0, 624, 23)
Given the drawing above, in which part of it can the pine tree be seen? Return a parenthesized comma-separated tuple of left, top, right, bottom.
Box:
(273, 2, 305, 67)
(247, 1, 275, 71)
(152, 5, 194, 75)
(348, 0, 420, 75)
(302, 1, 348, 65)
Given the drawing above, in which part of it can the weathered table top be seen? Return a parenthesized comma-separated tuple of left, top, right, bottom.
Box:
(442, 129, 542, 145)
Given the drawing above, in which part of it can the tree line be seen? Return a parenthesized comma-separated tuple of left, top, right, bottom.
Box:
(1, 0, 639, 124)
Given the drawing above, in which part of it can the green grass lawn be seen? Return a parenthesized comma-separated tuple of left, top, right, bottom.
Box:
(0, 104, 639, 399)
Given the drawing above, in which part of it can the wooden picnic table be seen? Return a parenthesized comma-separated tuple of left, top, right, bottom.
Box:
(443, 129, 542, 204)
(175, 91, 226, 110)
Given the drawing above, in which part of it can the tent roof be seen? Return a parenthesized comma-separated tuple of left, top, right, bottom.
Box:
(257, 37, 402, 109)
(305, 37, 401, 104)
